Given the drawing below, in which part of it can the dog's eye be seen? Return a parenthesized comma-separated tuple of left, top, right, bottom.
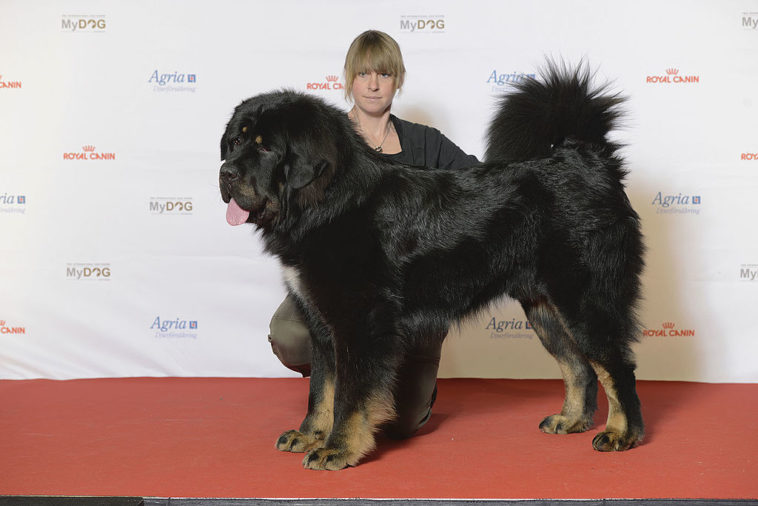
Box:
(254, 135, 270, 152)
(232, 137, 242, 147)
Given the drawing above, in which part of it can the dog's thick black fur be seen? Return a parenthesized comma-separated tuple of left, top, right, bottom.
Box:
(219, 63, 645, 470)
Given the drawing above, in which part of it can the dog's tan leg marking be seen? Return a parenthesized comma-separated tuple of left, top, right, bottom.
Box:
(590, 362, 643, 451)
(303, 391, 395, 471)
(528, 303, 595, 434)
(540, 359, 595, 434)
(276, 378, 334, 453)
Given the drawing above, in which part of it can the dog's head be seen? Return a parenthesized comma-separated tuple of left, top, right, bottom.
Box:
(219, 91, 342, 232)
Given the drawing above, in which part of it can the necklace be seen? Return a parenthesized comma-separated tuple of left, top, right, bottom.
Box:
(373, 123, 392, 152)
(352, 111, 392, 152)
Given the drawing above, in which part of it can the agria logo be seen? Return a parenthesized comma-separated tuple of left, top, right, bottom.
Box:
(0, 193, 26, 214)
(486, 70, 536, 94)
(485, 316, 535, 339)
(651, 192, 702, 215)
(149, 70, 197, 92)
(151, 317, 199, 339)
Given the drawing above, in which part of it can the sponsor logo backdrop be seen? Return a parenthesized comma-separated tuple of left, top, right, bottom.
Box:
(1, 0, 757, 381)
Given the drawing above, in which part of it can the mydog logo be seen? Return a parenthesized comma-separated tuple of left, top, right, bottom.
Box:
(742, 12, 758, 29)
(485, 316, 534, 339)
(66, 263, 112, 281)
(149, 70, 197, 93)
(151, 316, 199, 339)
(646, 67, 700, 84)
(740, 152, 757, 160)
(149, 197, 194, 215)
(487, 70, 536, 93)
(399, 15, 446, 33)
(0, 74, 22, 89)
(61, 15, 106, 32)
(642, 321, 695, 338)
(651, 192, 702, 215)
(63, 145, 116, 161)
(0, 320, 26, 335)
(0, 193, 26, 214)
(306, 75, 344, 91)
(740, 264, 758, 281)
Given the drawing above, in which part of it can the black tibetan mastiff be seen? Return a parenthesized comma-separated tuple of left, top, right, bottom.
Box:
(219, 64, 645, 470)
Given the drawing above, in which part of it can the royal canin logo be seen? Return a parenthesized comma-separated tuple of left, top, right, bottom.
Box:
(646, 67, 700, 84)
(642, 321, 695, 337)
(0, 74, 22, 89)
(0, 320, 26, 335)
(306, 75, 344, 91)
(63, 145, 116, 161)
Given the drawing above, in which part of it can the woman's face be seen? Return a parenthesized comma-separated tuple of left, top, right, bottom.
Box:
(351, 70, 396, 116)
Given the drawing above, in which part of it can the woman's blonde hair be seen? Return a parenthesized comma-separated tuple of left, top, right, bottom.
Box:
(343, 30, 406, 101)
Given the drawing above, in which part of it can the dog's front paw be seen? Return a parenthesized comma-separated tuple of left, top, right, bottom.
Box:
(302, 446, 358, 471)
(592, 429, 643, 451)
(276, 429, 325, 453)
(539, 414, 593, 434)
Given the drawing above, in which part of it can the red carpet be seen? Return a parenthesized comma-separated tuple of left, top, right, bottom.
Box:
(0, 378, 756, 499)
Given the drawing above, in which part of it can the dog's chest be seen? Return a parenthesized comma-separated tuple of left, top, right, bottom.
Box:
(282, 265, 305, 299)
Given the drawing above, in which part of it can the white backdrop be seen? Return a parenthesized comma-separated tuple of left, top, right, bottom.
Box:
(1, 0, 757, 382)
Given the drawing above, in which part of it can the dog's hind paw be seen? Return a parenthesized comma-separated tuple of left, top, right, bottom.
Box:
(592, 430, 643, 451)
(275, 429, 325, 453)
(539, 414, 593, 434)
(302, 447, 357, 471)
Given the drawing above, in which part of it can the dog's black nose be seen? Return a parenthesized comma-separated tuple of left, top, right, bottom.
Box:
(220, 162, 240, 182)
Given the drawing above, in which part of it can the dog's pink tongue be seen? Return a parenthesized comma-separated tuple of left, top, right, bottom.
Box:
(226, 198, 250, 226)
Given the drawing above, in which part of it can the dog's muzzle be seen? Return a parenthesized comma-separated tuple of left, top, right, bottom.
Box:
(219, 161, 239, 202)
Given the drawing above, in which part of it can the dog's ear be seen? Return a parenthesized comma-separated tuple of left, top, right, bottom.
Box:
(284, 158, 328, 189)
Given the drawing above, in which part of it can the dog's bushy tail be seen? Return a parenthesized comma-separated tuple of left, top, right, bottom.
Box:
(485, 60, 624, 163)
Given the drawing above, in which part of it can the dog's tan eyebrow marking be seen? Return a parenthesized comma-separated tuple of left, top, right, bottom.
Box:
(255, 135, 263, 145)
(242, 126, 248, 134)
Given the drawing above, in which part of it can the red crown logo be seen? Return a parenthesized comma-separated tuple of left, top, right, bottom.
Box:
(666, 68, 679, 75)
(82, 145, 95, 152)
(662, 322, 675, 329)
(325, 75, 339, 82)
(0, 320, 5, 326)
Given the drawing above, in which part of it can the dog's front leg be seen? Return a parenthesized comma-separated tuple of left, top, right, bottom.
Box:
(276, 326, 336, 453)
(302, 335, 398, 470)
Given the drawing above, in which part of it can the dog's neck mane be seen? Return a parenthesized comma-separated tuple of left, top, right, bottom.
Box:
(264, 122, 387, 259)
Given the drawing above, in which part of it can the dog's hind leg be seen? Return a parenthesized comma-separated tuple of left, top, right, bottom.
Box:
(587, 355, 644, 451)
(557, 305, 644, 451)
(521, 299, 598, 434)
